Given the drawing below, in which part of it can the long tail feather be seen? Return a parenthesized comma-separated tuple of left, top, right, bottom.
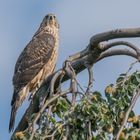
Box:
(9, 101, 19, 132)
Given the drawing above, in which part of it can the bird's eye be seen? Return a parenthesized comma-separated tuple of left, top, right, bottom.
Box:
(45, 15, 49, 20)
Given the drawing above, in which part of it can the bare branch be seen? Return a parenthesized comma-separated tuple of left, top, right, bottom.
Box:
(50, 70, 64, 96)
(84, 62, 93, 94)
(100, 41, 140, 53)
(90, 27, 140, 46)
(68, 45, 90, 61)
(97, 49, 137, 62)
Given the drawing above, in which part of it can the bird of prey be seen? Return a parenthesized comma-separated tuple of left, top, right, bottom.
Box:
(9, 14, 59, 132)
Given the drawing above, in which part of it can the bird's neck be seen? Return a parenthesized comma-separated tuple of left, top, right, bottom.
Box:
(34, 26, 59, 40)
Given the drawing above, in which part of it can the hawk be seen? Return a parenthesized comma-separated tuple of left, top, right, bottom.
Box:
(9, 14, 59, 132)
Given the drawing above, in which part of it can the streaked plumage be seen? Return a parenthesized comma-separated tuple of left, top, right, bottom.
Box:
(9, 14, 59, 132)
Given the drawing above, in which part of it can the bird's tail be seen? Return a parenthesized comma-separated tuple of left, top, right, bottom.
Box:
(9, 101, 20, 132)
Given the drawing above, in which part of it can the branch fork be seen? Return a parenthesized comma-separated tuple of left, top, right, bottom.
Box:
(11, 27, 140, 140)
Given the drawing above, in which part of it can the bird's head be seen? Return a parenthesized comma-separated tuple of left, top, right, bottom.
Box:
(35, 14, 59, 38)
(41, 14, 59, 30)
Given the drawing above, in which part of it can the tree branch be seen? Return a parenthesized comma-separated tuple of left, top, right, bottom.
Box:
(100, 41, 140, 53)
(11, 27, 140, 140)
(97, 49, 137, 62)
(90, 27, 140, 47)
(29, 89, 70, 140)
(115, 85, 140, 140)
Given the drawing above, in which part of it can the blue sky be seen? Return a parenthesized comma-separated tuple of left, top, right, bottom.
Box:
(0, 1, 140, 139)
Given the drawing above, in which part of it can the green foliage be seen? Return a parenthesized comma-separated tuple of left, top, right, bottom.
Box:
(19, 71, 140, 140)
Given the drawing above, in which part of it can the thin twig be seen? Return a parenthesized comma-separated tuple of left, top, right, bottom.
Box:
(42, 123, 66, 139)
(88, 121, 92, 140)
(84, 62, 93, 95)
(114, 60, 138, 89)
(115, 85, 140, 140)
(121, 60, 138, 86)
(29, 89, 70, 140)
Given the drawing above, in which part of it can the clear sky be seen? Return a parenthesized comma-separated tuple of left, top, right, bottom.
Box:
(0, 1, 140, 139)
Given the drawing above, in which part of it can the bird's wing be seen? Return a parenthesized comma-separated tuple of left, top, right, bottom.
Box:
(12, 33, 56, 105)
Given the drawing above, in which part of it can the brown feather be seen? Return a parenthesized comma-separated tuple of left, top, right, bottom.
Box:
(9, 95, 20, 132)
(9, 14, 59, 132)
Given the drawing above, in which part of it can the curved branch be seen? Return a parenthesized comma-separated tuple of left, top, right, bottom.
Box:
(50, 70, 64, 96)
(97, 49, 137, 62)
(90, 27, 140, 46)
(100, 41, 140, 53)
